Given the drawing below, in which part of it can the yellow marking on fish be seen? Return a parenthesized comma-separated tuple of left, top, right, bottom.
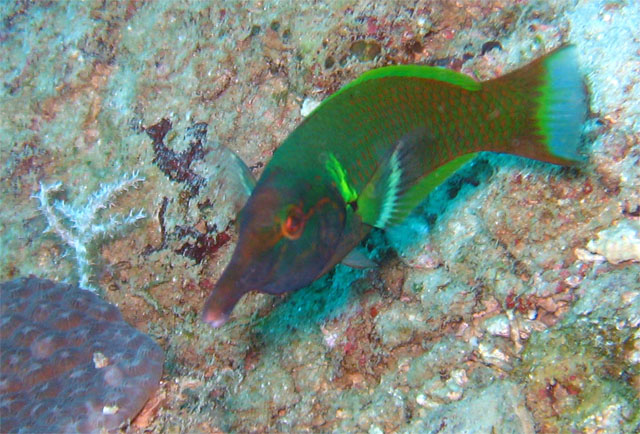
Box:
(325, 152, 358, 203)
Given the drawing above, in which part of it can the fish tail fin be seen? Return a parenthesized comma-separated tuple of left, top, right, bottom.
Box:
(487, 45, 588, 165)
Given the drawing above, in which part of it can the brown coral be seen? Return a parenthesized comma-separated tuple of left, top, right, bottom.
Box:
(0, 276, 163, 433)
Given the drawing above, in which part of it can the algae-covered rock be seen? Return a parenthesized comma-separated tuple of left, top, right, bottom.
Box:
(407, 336, 473, 388)
(229, 359, 299, 428)
(374, 300, 429, 348)
(406, 380, 536, 434)
(516, 319, 639, 433)
(586, 219, 640, 265)
(570, 265, 640, 325)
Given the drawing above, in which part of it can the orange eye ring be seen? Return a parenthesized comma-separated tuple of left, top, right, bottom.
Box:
(282, 205, 306, 240)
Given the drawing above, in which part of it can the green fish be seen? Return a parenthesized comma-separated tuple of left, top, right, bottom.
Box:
(202, 46, 587, 327)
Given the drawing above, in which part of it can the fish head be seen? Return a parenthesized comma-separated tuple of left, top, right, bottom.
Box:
(202, 169, 346, 327)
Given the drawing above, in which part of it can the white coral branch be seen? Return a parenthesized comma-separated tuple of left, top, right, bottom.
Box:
(34, 172, 147, 292)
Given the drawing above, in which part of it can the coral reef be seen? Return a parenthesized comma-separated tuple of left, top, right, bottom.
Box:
(0, 0, 638, 432)
(0, 276, 164, 433)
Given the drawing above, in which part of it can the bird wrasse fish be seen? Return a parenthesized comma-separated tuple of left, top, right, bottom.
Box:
(202, 45, 587, 327)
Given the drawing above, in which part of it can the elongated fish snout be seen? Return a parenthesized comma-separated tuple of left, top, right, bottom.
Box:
(201, 268, 248, 328)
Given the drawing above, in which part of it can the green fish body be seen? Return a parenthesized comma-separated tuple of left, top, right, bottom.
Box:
(202, 46, 587, 327)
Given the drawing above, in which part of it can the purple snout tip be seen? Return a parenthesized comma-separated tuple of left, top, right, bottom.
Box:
(202, 309, 230, 328)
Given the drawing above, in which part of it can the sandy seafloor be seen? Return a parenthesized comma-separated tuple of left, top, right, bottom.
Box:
(1, 0, 639, 432)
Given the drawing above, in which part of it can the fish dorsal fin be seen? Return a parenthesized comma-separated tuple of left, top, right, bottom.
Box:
(310, 65, 480, 116)
(357, 127, 479, 228)
(343, 64, 481, 92)
(304, 66, 481, 118)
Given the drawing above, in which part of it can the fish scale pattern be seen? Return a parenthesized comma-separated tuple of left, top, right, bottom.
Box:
(0, 276, 163, 433)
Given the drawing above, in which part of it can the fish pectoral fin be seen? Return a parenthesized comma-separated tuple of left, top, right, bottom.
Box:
(341, 247, 377, 269)
(230, 154, 258, 224)
(231, 152, 257, 196)
(357, 127, 437, 228)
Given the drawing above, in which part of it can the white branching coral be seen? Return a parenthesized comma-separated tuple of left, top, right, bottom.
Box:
(34, 172, 146, 291)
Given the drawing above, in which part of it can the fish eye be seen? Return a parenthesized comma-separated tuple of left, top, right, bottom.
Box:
(281, 205, 305, 240)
